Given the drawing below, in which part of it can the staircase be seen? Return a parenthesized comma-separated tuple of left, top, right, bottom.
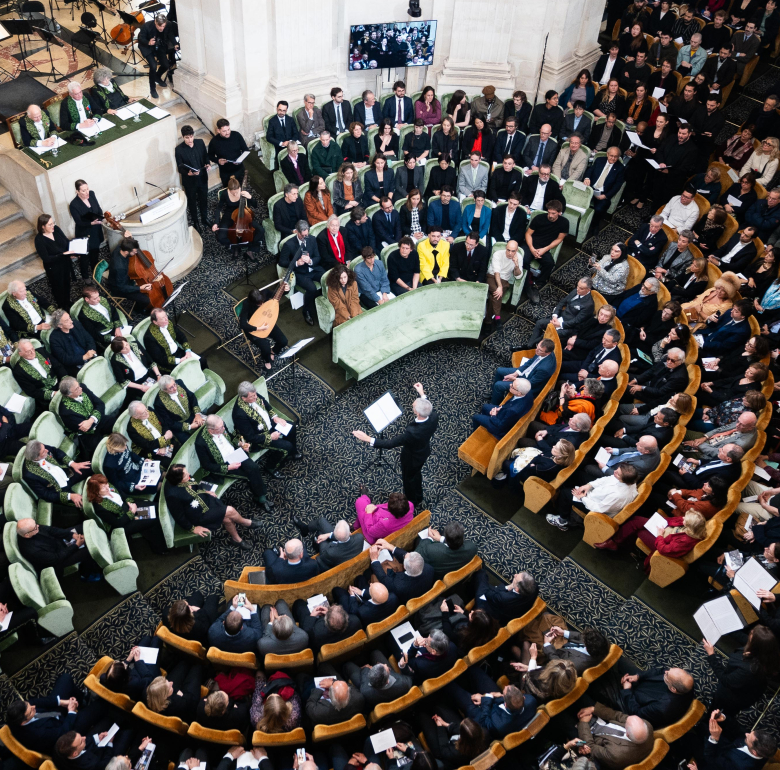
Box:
(0, 184, 41, 285)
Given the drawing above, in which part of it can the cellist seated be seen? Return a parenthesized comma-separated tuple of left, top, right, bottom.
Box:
(107, 236, 152, 311)
(212, 175, 264, 255)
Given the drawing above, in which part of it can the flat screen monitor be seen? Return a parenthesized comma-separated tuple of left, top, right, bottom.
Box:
(348, 21, 437, 70)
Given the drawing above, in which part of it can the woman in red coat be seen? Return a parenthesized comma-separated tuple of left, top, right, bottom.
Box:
(666, 476, 729, 521)
(595, 511, 707, 572)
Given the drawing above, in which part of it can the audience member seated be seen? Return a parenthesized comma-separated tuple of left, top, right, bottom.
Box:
(519, 412, 593, 452)
(491, 338, 557, 403)
(326, 264, 362, 327)
(471, 376, 534, 439)
(86, 474, 167, 554)
(488, 192, 528, 246)
(495, 438, 576, 496)
(689, 168, 722, 207)
(279, 219, 325, 326)
(449, 231, 488, 285)
(624, 346, 687, 408)
(603, 407, 677, 450)
(683, 272, 741, 323)
(164, 464, 260, 551)
(547, 463, 640, 531)
(353, 246, 393, 307)
(354, 490, 414, 545)
(196, 688, 249, 733)
(581, 434, 662, 484)
(641, 323, 690, 367)
(372, 197, 401, 248)
(110, 337, 160, 396)
(302, 666, 366, 726)
(417, 228, 451, 285)
(523, 200, 569, 303)
(402, 120, 431, 162)
(22, 439, 88, 508)
(583, 147, 625, 234)
(461, 192, 491, 242)
(529, 277, 595, 347)
(341, 122, 370, 167)
(344, 650, 413, 708)
(462, 119, 495, 170)
(398, 629, 459, 685)
(145, 660, 203, 722)
(395, 156, 425, 201)
(418, 713, 487, 770)
(424, 154, 457, 202)
(125, 400, 176, 468)
(257, 601, 310, 656)
(682, 411, 758, 458)
(311, 131, 344, 178)
(700, 343, 769, 392)
(375, 119, 401, 162)
(427, 187, 462, 243)
(720, 173, 758, 226)
(263, 538, 318, 584)
(741, 137, 780, 188)
(519, 659, 578, 704)
(440, 602, 500, 655)
(280, 141, 311, 186)
(154, 374, 205, 444)
(273, 184, 307, 240)
(552, 133, 587, 183)
(488, 155, 523, 204)
(251, 676, 302, 733)
(474, 569, 538, 624)
(691, 205, 728, 256)
(165, 591, 221, 647)
(656, 231, 695, 284)
(100, 639, 162, 702)
(522, 123, 556, 171)
(332, 580, 398, 626)
(13, 338, 62, 408)
(745, 187, 780, 241)
(695, 714, 777, 770)
(560, 328, 621, 383)
(485, 239, 522, 325)
(55, 728, 142, 770)
(49, 310, 98, 377)
(304, 175, 335, 225)
(660, 443, 745, 492)
(292, 602, 361, 654)
(293, 517, 364, 571)
(626, 215, 668, 273)
(710, 224, 759, 274)
(540, 625, 610, 675)
(103, 432, 160, 497)
(598, 361, 621, 400)
(414, 521, 478, 579)
(3, 280, 54, 338)
(666, 258, 709, 304)
(520, 163, 566, 217)
(207, 595, 262, 653)
(143, 308, 197, 375)
(369, 539, 435, 603)
(700, 304, 755, 366)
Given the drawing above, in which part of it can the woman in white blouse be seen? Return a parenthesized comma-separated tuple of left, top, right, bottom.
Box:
(110, 336, 160, 394)
(740, 137, 780, 187)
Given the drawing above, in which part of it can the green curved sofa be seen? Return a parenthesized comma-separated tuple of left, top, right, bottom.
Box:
(332, 281, 488, 381)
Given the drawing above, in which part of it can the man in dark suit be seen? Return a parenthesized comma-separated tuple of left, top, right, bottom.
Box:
(560, 103, 593, 145)
(398, 629, 460, 684)
(58, 377, 111, 458)
(625, 347, 688, 408)
(414, 521, 478, 579)
(292, 517, 364, 571)
(262, 538, 319, 583)
(21, 442, 89, 509)
(382, 80, 414, 126)
(710, 229, 758, 274)
(322, 87, 353, 137)
(77, 283, 124, 352)
(471, 377, 534, 438)
(587, 114, 622, 154)
(207, 597, 263, 653)
(257, 602, 310, 656)
(528, 277, 596, 347)
(279, 141, 311, 185)
(571, 706, 654, 769)
(488, 194, 528, 246)
(273, 183, 308, 240)
(519, 164, 566, 212)
(6, 673, 104, 754)
(266, 101, 297, 158)
(16, 516, 100, 580)
(449, 232, 489, 283)
(521, 124, 558, 171)
(344, 650, 413, 708)
(332, 581, 399, 627)
(154, 375, 204, 445)
(474, 568, 538, 624)
(49, 311, 98, 377)
(601, 408, 678, 450)
(542, 626, 611, 675)
(699, 301, 753, 356)
(369, 540, 435, 603)
(583, 147, 626, 233)
(352, 382, 438, 507)
(353, 90, 380, 129)
(616, 277, 661, 329)
(593, 45, 625, 84)
(55, 729, 140, 770)
(576, 435, 661, 484)
(302, 666, 366, 725)
(372, 196, 402, 247)
(503, 91, 533, 134)
(559, 328, 622, 381)
(491, 338, 558, 402)
(701, 44, 738, 94)
(626, 216, 668, 271)
(278, 220, 325, 325)
(292, 601, 362, 654)
(697, 713, 777, 770)
(0, 402, 31, 465)
(518, 414, 593, 452)
(141, 308, 196, 375)
(488, 155, 524, 203)
(492, 117, 525, 165)
(659, 443, 744, 492)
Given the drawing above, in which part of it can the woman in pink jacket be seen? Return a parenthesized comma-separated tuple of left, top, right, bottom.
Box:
(354, 490, 414, 544)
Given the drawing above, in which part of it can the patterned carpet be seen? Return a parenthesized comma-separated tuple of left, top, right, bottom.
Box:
(3, 149, 779, 752)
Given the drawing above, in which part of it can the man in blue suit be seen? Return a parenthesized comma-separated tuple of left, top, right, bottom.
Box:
(266, 100, 298, 158)
(696, 710, 777, 770)
(207, 597, 263, 654)
(381, 80, 414, 126)
(583, 146, 625, 234)
(491, 338, 557, 403)
(427, 186, 463, 243)
(616, 277, 661, 331)
(263, 538, 319, 583)
(372, 197, 402, 247)
(472, 377, 533, 438)
(442, 667, 537, 739)
(698, 300, 752, 357)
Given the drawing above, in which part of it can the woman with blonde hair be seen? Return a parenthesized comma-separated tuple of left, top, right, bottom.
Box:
(250, 674, 302, 732)
(516, 658, 578, 703)
(682, 271, 741, 322)
(303, 175, 334, 224)
(102, 432, 158, 497)
(595, 511, 707, 572)
(333, 163, 362, 215)
(740, 136, 780, 187)
(145, 660, 203, 721)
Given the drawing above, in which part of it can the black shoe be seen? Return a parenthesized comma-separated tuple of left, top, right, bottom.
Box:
(292, 517, 308, 534)
(270, 469, 283, 479)
(528, 285, 541, 304)
(260, 498, 274, 512)
(234, 539, 252, 551)
(293, 451, 302, 460)
(150, 88, 159, 99)
(358, 484, 369, 497)
(249, 520, 263, 530)
(303, 311, 315, 326)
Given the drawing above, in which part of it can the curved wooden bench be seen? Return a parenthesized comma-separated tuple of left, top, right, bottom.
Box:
(187, 722, 245, 745)
(626, 738, 669, 770)
(264, 649, 315, 672)
(506, 596, 547, 636)
(318, 629, 368, 665)
(582, 644, 623, 684)
(252, 726, 307, 747)
(84, 655, 135, 712)
(207, 647, 258, 670)
(366, 605, 410, 640)
(0, 724, 49, 768)
(458, 325, 562, 479)
(420, 658, 468, 696)
(406, 580, 446, 614)
(131, 701, 189, 736)
(155, 622, 207, 661)
(332, 282, 488, 381)
(465, 741, 506, 770)
(466, 627, 510, 666)
(312, 713, 367, 742)
(368, 685, 423, 725)
(501, 710, 550, 751)
(224, 510, 431, 603)
(542, 677, 588, 717)
(653, 699, 706, 743)
(443, 555, 483, 587)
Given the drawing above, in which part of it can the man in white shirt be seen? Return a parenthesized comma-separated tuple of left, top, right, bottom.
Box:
(660, 187, 699, 232)
(597, 43, 621, 85)
(356, 90, 378, 127)
(547, 463, 639, 530)
(155, 374, 205, 443)
(144, 307, 200, 374)
(20, 104, 57, 148)
(3, 280, 52, 336)
(60, 81, 97, 133)
(487, 239, 522, 324)
(127, 400, 176, 462)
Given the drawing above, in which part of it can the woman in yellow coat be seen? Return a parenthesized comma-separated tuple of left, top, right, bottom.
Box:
(327, 264, 362, 327)
(682, 272, 741, 325)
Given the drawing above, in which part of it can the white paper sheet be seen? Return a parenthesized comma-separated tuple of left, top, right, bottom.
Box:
(391, 621, 417, 653)
(728, 168, 740, 182)
(289, 291, 304, 310)
(28, 136, 67, 155)
(237, 606, 251, 619)
(646, 159, 662, 169)
(0, 611, 12, 632)
(96, 118, 115, 131)
(98, 723, 120, 747)
(754, 466, 771, 480)
(276, 420, 293, 436)
(595, 447, 611, 465)
(733, 558, 778, 609)
(232, 150, 250, 164)
(742, 495, 758, 503)
(4, 393, 26, 413)
(652, 86, 666, 99)
(147, 107, 170, 120)
(626, 132, 647, 149)
(674, 36, 684, 43)
(114, 106, 135, 120)
(139, 460, 161, 486)
(307, 594, 328, 611)
(69, 238, 89, 255)
(694, 595, 744, 644)
(0, 464, 9, 483)
(126, 102, 148, 115)
(693, 605, 722, 645)
(417, 528, 431, 540)
(314, 676, 334, 688)
(226, 447, 249, 464)
(365, 392, 403, 433)
(137, 646, 159, 664)
(279, 337, 314, 358)
(371, 728, 398, 754)
(644, 512, 668, 536)
(727, 195, 742, 207)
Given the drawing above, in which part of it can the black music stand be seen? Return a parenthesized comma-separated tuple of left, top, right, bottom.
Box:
(62, 0, 88, 21)
(230, 240, 260, 288)
(3, 19, 45, 72)
(89, 0, 112, 45)
(70, 25, 100, 69)
(31, 26, 67, 83)
(362, 391, 402, 474)
(115, 9, 145, 74)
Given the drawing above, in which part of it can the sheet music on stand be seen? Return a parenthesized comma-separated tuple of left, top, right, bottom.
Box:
(364, 391, 403, 433)
(280, 337, 314, 358)
(162, 281, 187, 308)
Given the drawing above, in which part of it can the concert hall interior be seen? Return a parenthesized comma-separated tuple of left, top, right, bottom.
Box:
(1, 1, 780, 769)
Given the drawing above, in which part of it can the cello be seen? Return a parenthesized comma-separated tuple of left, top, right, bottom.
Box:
(227, 175, 256, 245)
(110, 9, 144, 48)
(104, 212, 174, 308)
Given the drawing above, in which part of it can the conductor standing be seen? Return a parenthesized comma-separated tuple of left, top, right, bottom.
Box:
(352, 382, 438, 507)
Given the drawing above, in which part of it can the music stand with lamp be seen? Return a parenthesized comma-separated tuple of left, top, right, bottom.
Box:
(362, 392, 403, 473)
(88, 0, 112, 45)
(114, 9, 143, 70)
(2, 19, 47, 73)
(69, 24, 101, 73)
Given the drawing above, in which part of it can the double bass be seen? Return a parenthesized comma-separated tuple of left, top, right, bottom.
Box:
(227, 175, 256, 245)
(249, 262, 295, 339)
(104, 212, 174, 308)
(110, 9, 144, 48)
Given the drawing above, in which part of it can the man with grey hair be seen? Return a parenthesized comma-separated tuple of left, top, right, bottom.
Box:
(280, 140, 312, 186)
(22, 440, 90, 507)
(262, 537, 318, 583)
(304, 664, 366, 725)
(616, 277, 660, 329)
(398, 629, 458, 684)
(310, 130, 343, 178)
(475, 569, 538, 623)
(278, 218, 324, 325)
(58, 375, 109, 457)
(195, 414, 273, 510)
(517, 411, 593, 451)
(3, 281, 54, 337)
(369, 537, 434, 603)
(233, 381, 300, 477)
(578, 434, 661, 484)
(625, 345, 687, 408)
(343, 649, 413, 708)
(560, 328, 622, 382)
(354, 89, 378, 128)
(59, 81, 99, 133)
(527, 277, 595, 347)
(656, 228, 694, 281)
(472, 376, 534, 439)
(683, 410, 758, 459)
(292, 517, 364, 571)
(126, 400, 176, 464)
(13, 339, 64, 407)
(626, 215, 668, 270)
(566, 705, 654, 768)
(154, 374, 205, 444)
(91, 67, 136, 114)
(353, 382, 438, 507)
(297, 93, 325, 146)
(49, 311, 98, 376)
(258, 601, 310, 656)
(137, 11, 178, 98)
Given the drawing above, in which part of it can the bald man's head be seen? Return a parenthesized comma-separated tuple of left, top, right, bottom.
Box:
(738, 412, 757, 430)
(330, 680, 350, 709)
(599, 360, 620, 378)
(666, 668, 694, 694)
(369, 582, 389, 604)
(625, 715, 649, 744)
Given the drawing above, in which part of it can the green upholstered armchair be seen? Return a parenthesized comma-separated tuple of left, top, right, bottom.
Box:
(314, 268, 335, 334)
(169, 358, 226, 413)
(3, 520, 36, 573)
(529, 210, 565, 263)
(29, 410, 77, 459)
(77, 356, 125, 416)
(562, 179, 595, 244)
(112, 409, 131, 439)
(132, 318, 152, 351)
(592, 151, 627, 214)
(141, 383, 159, 407)
(69, 299, 133, 340)
(490, 240, 527, 306)
(158, 479, 211, 551)
(83, 519, 139, 594)
(259, 113, 276, 172)
(91, 436, 108, 475)
(263, 191, 285, 255)
(4, 482, 52, 526)
(9, 563, 74, 636)
(0, 368, 35, 424)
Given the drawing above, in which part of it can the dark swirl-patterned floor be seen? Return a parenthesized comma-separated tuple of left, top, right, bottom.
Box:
(4, 137, 780, 751)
